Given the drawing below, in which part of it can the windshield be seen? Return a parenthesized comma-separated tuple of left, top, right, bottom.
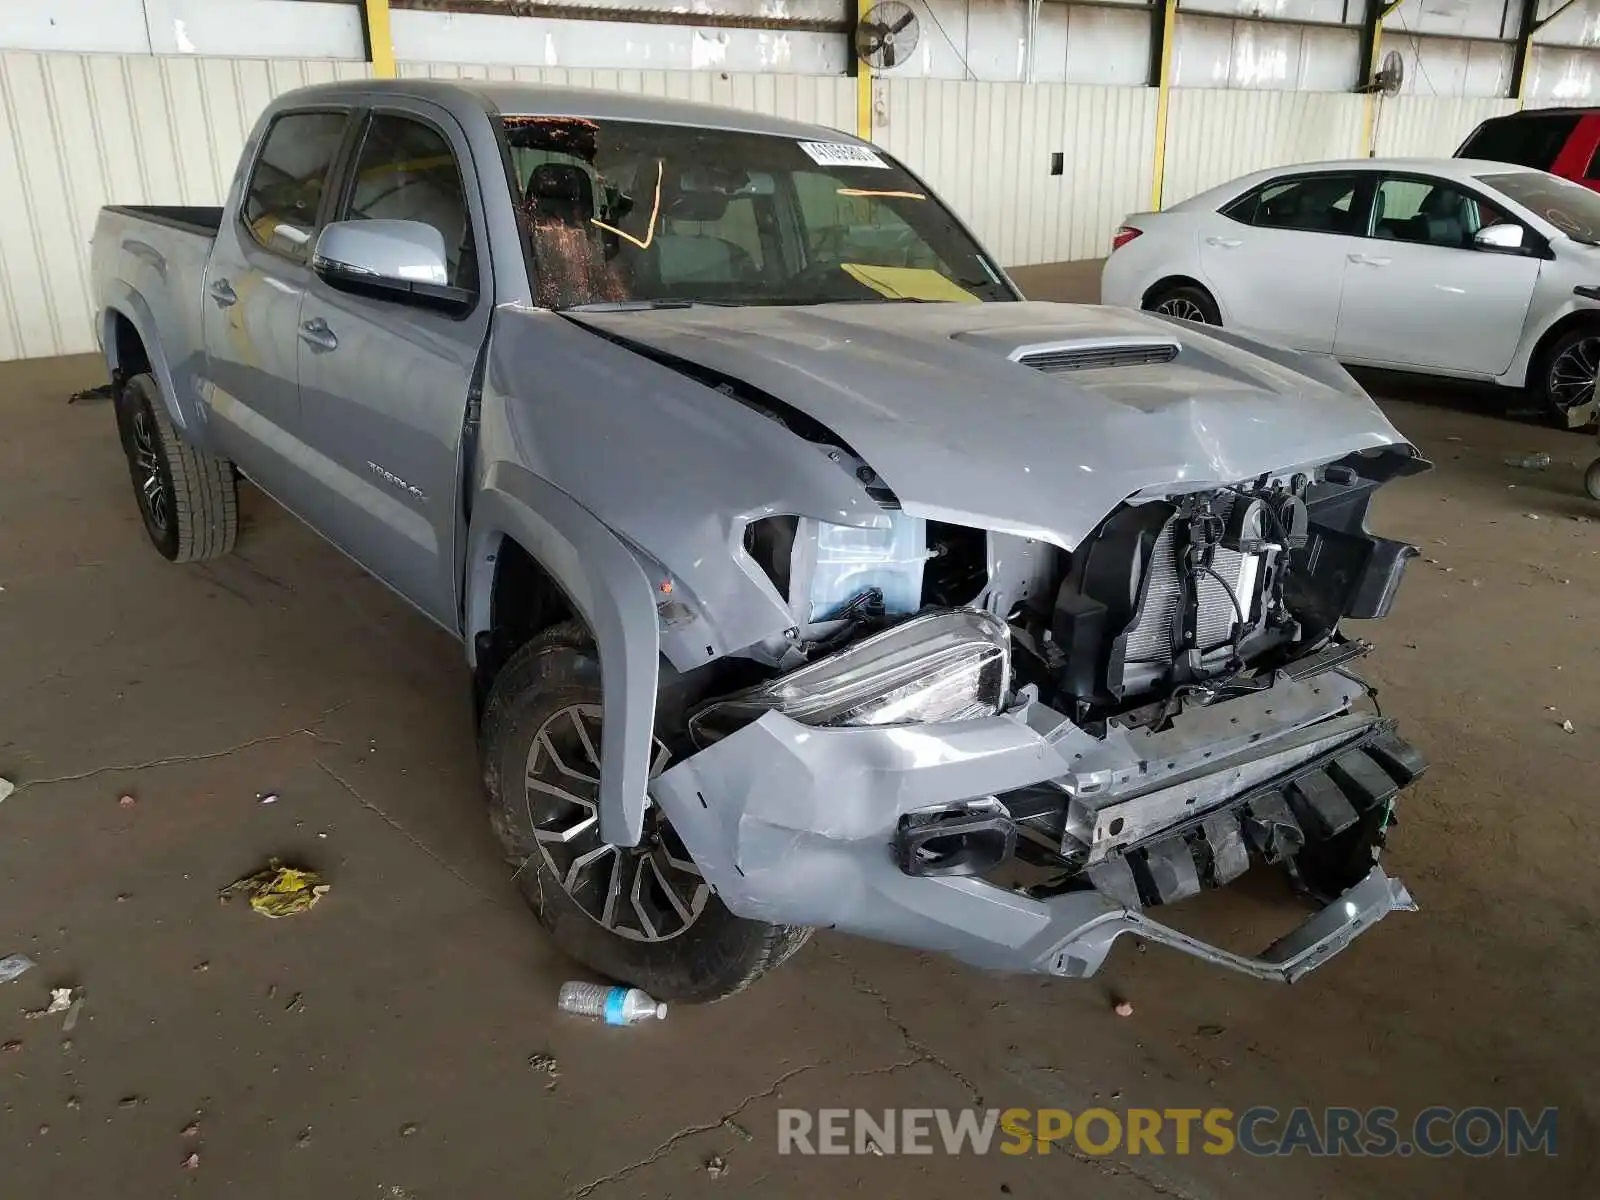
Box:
(1484, 170, 1600, 245)
(496, 116, 1014, 308)
(1458, 114, 1578, 171)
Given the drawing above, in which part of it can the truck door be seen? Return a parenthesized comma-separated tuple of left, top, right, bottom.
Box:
(202, 108, 352, 498)
(293, 103, 492, 629)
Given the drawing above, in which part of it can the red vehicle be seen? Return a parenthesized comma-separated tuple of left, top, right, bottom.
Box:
(1456, 108, 1600, 191)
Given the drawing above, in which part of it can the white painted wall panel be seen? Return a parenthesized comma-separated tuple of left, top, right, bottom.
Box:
(1370, 94, 1518, 158)
(1532, 0, 1600, 48)
(1525, 45, 1600, 103)
(390, 10, 847, 75)
(396, 61, 857, 132)
(875, 79, 1157, 264)
(0, 0, 152, 54)
(1160, 88, 1364, 205)
(1173, 14, 1361, 90)
(0, 51, 369, 361)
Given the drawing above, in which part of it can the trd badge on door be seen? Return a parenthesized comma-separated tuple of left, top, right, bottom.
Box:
(367, 461, 426, 501)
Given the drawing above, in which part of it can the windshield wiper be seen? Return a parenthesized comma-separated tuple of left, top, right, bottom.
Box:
(561, 298, 700, 313)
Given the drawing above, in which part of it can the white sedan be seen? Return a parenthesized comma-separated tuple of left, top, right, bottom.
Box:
(1100, 157, 1600, 424)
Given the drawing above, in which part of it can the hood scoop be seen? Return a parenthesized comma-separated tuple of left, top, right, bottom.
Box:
(1011, 338, 1180, 374)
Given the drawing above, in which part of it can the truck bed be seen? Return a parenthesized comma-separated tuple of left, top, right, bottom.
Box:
(101, 205, 224, 239)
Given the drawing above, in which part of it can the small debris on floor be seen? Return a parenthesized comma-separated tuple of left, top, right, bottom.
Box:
(1561, 719, 1576, 734)
(116, 893, 131, 902)
(66, 1095, 81, 1109)
(0, 952, 36, 983)
(0, 777, 13, 805)
(258, 793, 279, 805)
(705, 1153, 728, 1178)
(182, 1152, 200, 1170)
(1113, 999, 1134, 1017)
(1504, 453, 1551, 470)
(2, 1039, 22, 1054)
(194, 961, 209, 973)
(866, 1140, 884, 1156)
(1196, 1023, 1225, 1037)
(295, 1128, 313, 1149)
(1525, 513, 1542, 520)
(181, 1122, 200, 1138)
(27, 987, 74, 1020)
(527, 1050, 560, 1090)
(118, 793, 136, 808)
(283, 992, 304, 1013)
(62, 992, 85, 1033)
(219, 859, 329, 918)
(400, 1122, 420, 1138)
(119, 1095, 146, 1110)
(722, 1117, 753, 1143)
(67, 383, 116, 404)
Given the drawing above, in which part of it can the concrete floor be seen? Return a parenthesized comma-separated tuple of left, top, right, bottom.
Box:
(3, 279, 1598, 1197)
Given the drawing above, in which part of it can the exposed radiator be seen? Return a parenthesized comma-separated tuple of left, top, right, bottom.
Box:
(1123, 501, 1258, 666)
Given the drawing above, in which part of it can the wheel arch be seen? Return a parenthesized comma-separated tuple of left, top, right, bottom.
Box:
(1523, 307, 1600, 389)
(466, 464, 662, 848)
(1140, 275, 1215, 310)
(99, 290, 195, 434)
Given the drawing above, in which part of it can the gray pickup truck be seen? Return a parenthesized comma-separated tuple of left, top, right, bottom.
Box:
(91, 79, 1429, 1002)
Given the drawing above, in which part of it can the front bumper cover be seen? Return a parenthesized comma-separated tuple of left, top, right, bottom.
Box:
(649, 673, 1419, 983)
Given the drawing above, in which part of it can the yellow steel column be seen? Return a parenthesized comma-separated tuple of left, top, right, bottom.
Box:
(1149, 0, 1179, 211)
(856, 0, 873, 141)
(364, 0, 396, 79)
(1360, 0, 1405, 156)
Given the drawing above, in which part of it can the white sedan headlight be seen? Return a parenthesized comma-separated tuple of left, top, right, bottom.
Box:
(688, 609, 1011, 746)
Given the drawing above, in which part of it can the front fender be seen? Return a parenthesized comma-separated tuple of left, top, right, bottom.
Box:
(467, 463, 661, 847)
(100, 284, 200, 438)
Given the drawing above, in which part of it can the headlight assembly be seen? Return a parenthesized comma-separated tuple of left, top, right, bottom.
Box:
(688, 608, 1011, 747)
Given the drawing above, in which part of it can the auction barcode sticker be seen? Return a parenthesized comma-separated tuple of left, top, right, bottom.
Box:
(798, 141, 890, 169)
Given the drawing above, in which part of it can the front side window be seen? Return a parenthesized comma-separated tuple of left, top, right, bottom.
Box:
(498, 117, 1013, 309)
(242, 111, 349, 258)
(341, 114, 478, 292)
(1372, 177, 1502, 249)
(1225, 174, 1363, 235)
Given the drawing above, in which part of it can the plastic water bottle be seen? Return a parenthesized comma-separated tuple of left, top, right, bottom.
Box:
(558, 981, 667, 1025)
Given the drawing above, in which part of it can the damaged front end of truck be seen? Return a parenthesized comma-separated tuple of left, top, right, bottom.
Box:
(561, 303, 1433, 985)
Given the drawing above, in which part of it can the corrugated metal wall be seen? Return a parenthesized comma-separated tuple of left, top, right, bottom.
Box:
(395, 61, 857, 133)
(1159, 88, 1366, 205)
(875, 80, 1158, 265)
(1371, 95, 1521, 157)
(0, 50, 369, 362)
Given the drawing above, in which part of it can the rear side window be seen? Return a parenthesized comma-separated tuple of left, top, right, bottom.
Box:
(1458, 114, 1579, 171)
(242, 111, 350, 258)
(341, 114, 479, 293)
(1222, 174, 1363, 235)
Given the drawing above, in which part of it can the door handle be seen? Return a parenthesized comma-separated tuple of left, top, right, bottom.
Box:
(207, 278, 237, 308)
(1347, 254, 1392, 267)
(1205, 236, 1242, 248)
(298, 316, 339, 353)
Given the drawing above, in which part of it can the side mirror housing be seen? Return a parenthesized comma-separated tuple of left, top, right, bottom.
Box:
(311, 219, 473, 311)
(1474, 222, 1527, 253)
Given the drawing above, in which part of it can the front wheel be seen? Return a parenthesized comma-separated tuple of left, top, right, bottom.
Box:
(1585, 457, 1600, 502)
(480, 623, 811, 1002)
(1144, 284, 1221, 326)
(1537, 327, 1600, 428)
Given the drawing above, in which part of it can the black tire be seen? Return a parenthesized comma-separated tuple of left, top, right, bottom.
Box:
(1144, 283, 1221, 326)
(1535, 325, 1600, 429)
(1585, 457, 1600, 502)
(481, 622, 811, 1002)
(114, 373, 238, 562)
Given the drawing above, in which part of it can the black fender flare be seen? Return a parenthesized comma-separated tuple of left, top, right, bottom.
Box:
(466, 463, 661, 848)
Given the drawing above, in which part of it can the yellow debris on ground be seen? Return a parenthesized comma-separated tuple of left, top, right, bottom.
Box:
(220, 859, 330, 918)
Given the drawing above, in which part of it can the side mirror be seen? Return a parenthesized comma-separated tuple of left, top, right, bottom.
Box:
(1474, 222, 1526, 252)
(311, 219, 473, 311)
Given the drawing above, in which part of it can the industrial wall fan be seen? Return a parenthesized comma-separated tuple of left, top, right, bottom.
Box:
(1369, 48, 1405, 96)
(856, 1, 920, 70)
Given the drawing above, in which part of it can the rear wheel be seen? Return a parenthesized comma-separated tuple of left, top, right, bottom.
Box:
(480, 623, 811, 1002)
(1537, 326, 1600, 428)
(114, 372, 238, 561)
(1585, 456, 1600, 502)
(1144, 284, 1221, 326)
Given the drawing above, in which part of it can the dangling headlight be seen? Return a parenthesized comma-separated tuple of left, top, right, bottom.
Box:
(688, 609, 1011, 747)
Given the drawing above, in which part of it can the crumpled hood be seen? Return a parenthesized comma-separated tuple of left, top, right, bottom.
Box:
(568, 301, 1413, 548)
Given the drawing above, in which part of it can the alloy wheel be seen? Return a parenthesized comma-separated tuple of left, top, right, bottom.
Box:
(1548, 336, 1600, 413)
(131, 407, 170, 532)
(1154, 296, 1208, 323)
(521, 704, 708, 942)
